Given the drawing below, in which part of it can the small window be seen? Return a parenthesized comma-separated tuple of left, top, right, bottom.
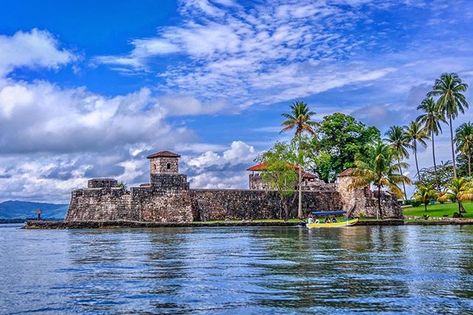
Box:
(167, 163, 171, 170)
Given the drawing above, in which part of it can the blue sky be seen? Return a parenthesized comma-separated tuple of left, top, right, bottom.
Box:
(0, 0, 473, 202)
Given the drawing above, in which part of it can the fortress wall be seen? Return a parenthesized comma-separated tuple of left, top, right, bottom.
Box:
(189, 189, 342, 221)
(66, 184, 401, 223)
(65, 188, 136, 222)
(130, 188, 193, 222)
(337, 176, 402, 218)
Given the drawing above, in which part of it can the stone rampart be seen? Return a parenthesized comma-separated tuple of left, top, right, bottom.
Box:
(189, 189, 342, 221)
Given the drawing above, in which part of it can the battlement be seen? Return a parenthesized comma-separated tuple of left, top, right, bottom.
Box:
(87, 178, 118, 189)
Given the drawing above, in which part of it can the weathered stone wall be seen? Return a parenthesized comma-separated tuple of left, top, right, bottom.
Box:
(130, 187, 193, 222)
(150, 174, 189, 190)
(66, 176, 402, 223)
(337, 176, 402, 218)
(66, 188, 135, 222)
(87, 178, 118, 189)
(66, 187, 193, 223)
(189, 189, 342, 221)
(150, 157, 179, 175)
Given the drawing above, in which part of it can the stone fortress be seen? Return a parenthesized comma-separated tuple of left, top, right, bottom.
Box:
(65, 151, 402, 223)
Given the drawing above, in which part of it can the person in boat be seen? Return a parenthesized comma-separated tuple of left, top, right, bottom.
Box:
(307, 215, 314, 225)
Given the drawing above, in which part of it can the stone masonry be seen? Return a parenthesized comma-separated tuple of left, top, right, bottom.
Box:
(65, 150, 402, 223)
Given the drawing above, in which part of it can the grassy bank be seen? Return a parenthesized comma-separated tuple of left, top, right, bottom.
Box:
(403, 202, 473, 218)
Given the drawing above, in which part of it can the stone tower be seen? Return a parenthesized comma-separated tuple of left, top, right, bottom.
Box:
(147, 151, 189, 190)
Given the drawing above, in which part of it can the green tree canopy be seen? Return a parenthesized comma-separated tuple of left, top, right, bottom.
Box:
(312, 113, 380, 182)
(258, 142, 298, 219)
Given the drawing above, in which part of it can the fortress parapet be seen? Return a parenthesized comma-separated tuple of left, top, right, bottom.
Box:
(88, 178, 118, 189)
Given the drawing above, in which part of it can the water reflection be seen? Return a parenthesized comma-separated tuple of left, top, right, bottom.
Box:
(1, 225, 472, 314)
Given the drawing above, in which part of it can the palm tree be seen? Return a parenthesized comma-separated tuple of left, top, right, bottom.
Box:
(281, 101, 317, 218)
(350, 141, 411, 219)
(413, 183, 437, 213)
(428, 73, 469, 178)
(417, 97, 446, 187)
(405, 121, 428, 180)
(385, 126, 411, 200)
(445, 178, 473, 215)
(281, 101, 317, 136)
(455, 122, 473, 177)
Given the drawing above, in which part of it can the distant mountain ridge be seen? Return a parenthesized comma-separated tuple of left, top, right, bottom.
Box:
(0, 200, 68, 219)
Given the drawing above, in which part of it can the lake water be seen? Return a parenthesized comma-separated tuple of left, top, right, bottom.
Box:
(1, 224, 473, 314)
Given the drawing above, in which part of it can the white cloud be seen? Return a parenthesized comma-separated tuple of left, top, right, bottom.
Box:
(0, 29, 74, 76)
(184, 140, 257, 189)
(158, 94, 226, 116)
(0, 80, 195, 154)
(96, 0, 401, 110)
(186, 140, 256, 168)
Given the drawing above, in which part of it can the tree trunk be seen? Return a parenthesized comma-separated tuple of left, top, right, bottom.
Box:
(431, 131, 439, 190)
(377, 185, 382, 220)
(414, 140, 420, 180)
(398, 158, 407, 200)
(298, 166, 302, 219)
(468, 153, 471, 177)
(449, 116, 457, 178)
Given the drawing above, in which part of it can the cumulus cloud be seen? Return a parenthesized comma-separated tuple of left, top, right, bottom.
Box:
(0, 82, 195, 154)
(184, 141, 257, 188)
(0, 29, 74, 77)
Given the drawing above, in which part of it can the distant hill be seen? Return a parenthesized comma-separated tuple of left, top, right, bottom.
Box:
(0, 200, 68, 219)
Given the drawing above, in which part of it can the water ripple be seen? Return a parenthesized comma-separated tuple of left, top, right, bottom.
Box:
(1, 224, 473, 314)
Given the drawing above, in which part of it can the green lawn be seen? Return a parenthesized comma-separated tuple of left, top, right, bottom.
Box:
(403, 201, 473, 218)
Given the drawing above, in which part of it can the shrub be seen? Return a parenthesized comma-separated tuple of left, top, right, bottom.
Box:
(411, 200, 421, 207)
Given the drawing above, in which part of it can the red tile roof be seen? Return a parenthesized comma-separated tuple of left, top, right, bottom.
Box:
(146, 150, 181, 159)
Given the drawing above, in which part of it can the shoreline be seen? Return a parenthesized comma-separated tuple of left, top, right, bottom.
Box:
(23, 218, 473, 229)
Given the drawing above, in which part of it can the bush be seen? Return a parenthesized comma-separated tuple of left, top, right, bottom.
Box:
(411, 200, 421, 207)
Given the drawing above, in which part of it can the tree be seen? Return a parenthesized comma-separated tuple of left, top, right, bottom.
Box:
(428, 73, 469, 178)
(444, 178, 473, 215)
(281, 101, 317, 136)
(455, 122, 473, 177)
(405, 120, 428, 180)
(350, 141, 411, 219)
(417, 97, 446, 188)
(259, 142, 298, 219)
(385, 126, 411, 200)
(413, 183, 437, 213)
(281, 101, 317, 218)
(418, 161, 454, 193)
(313, 113, 381, 182)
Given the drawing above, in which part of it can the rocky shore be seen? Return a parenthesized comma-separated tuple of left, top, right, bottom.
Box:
(23, 218, 473, 229)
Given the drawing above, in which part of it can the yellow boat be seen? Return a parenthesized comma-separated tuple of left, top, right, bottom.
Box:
(307, 218, 359, 229)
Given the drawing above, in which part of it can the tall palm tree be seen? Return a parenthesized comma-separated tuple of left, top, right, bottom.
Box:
(350, 141, 411, 219)
(455, 122, 473, 177)
(281, 101, 317, 136)
(428, 73, 469, 178)
(405, 120, 428, 180)
(385, 126, 411, 200)
(281, 101, 317, 218)
(417, 97, 446, 186)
